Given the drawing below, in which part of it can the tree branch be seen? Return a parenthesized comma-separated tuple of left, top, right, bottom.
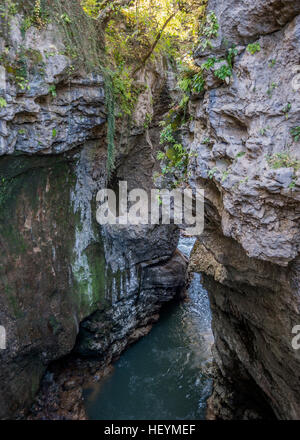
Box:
(96, 0, 133, 23)
(132, 11, 177, 75)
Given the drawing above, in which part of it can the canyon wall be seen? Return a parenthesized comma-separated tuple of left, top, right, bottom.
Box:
(1, 1, 300, 421)
(0, 15, 186, 419)
(188, 0, 300, 419)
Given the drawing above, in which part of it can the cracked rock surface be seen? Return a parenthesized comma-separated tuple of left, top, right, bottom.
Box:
(188, 0, 300, 419)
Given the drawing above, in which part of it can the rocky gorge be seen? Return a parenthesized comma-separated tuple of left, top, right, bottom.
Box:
(0, 7, 187, 419)
(0, 0, 299, 421)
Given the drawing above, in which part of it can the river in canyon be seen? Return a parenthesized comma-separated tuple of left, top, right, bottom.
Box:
(83, 236, 214, 420)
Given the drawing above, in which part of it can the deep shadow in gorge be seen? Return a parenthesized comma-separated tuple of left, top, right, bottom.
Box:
(82, 236, 214, 420)
(81, 237, 278, 421)
(26, 236, 213, 420)
(27, 234, 278, 421)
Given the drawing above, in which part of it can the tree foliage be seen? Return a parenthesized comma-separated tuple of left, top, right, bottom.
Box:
(7, 0, 207, 178)
(82, 0, 207, 70)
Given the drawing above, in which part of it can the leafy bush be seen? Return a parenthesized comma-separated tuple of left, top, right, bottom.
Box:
(48, 85, 57, 98)
(0, 0, 18, 17)
(247, 42, 261, 55)
(291, 127, 300, 142)
(198, 11, 219, 51)
(226, 47, 238, 68)
(178, 70, 205, 95)
(266, 152, 300, 171)
(208, 167, 218, 179)
(201, 47, 237, 83)
(0, 97, 7, 109)
(201, 57, 216, 70)
(157, 122, 196, 188)
(214, 64, 232, 80)
(160, 124, 176, 145)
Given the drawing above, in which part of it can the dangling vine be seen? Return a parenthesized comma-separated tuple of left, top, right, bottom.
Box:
(104, 73, 116, 179)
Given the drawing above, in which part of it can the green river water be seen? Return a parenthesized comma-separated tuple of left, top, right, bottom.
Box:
(83, 236, 214, 420)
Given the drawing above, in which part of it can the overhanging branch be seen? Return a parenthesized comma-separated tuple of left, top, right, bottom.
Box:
(132, 11, 177, 75)
(96, 0, 133, 23)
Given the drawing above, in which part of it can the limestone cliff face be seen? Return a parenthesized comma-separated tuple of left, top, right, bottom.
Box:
(0, 16, 186, 419)
(188, 0, 300, 419)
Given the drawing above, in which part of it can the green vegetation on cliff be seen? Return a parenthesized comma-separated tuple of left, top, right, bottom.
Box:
(5, 0, 207, 178)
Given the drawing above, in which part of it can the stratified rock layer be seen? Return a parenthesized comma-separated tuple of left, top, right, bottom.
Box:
(189, 0, 300, 420)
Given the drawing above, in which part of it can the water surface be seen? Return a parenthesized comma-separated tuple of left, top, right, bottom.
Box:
(83, 236, 213, 420)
